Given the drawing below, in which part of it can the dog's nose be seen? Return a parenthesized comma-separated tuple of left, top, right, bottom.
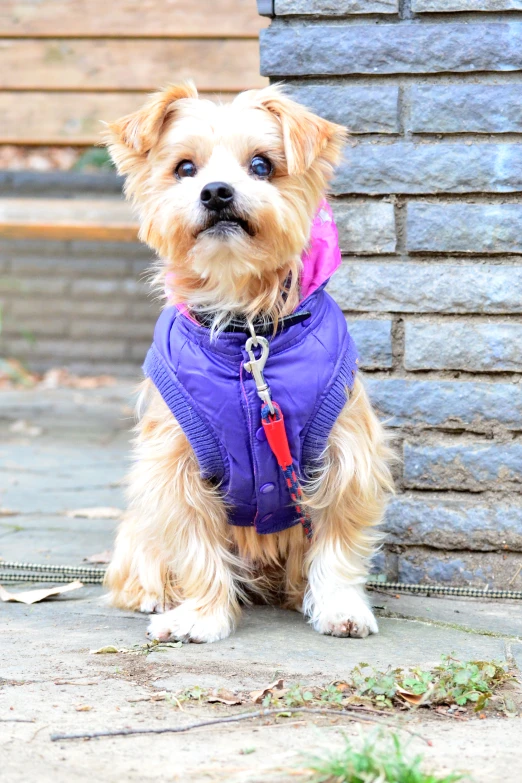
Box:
(200, 181, 235, 212)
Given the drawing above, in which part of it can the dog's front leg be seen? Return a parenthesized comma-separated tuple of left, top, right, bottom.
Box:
(303, 378, 393, 638)
(107, 382, 242, 644)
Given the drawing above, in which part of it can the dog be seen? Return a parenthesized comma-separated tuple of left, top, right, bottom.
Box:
(103, 82, 393, 644)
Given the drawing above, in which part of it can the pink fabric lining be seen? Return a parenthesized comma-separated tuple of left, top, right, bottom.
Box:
(167, 199, 341, 322)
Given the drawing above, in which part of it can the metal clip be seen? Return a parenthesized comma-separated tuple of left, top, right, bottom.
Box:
(244, 335, 275, 415)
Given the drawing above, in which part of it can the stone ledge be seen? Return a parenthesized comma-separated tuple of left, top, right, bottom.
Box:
(275, 0, 398, 13)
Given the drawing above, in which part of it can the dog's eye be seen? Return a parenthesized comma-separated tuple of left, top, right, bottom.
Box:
(175, 160, 197, 179)
(249, 155, 272, 179)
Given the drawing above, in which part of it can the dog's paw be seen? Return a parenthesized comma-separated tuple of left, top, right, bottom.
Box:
(146, 603, 234, 644)
(309, 585, 378, 639)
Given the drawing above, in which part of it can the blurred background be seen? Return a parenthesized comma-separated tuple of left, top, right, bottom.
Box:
(0, 0, 267, 382)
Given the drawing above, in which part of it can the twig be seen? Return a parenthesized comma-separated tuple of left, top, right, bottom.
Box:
(50, 707, 430, 744)
(0, 718, 35, 723)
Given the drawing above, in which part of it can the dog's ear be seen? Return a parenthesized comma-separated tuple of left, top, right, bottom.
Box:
(104, 82, 198, 165)
(249, 85, 346, 176)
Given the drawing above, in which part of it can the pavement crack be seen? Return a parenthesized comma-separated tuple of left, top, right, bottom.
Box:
(378, 609, 522, 642)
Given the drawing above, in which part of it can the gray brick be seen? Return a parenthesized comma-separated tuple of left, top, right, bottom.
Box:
(412, 0, 522, 11)
(261, 23, 522, 77)
(328, 262, 522, 314)
(9, 257, 129, 278)
(283, 83, 399, 133)
(405, 321, 522, 372)
(404, 438, 522, 491)
(129, 300, 160, 319)
(396, 548, 520, 588)
(0, 277, 68, 295)
(347, 319, 393, 369)
(130, 342, 154, 361)
(1, 338, 127, 361)
(333, 202, 396, 254)
(275, 0, 398, 13)
(386, 495, 522, 551)
(2, 316, 68, 338)
(407, 203, 522, 254)
(334, 142, 522, 195)
(70, 320, 154, 340)
(364, 377, 522, 430)
(409, 85, 522, 134)
(9, 298, 129, 319)
(70, 278, 142, 297)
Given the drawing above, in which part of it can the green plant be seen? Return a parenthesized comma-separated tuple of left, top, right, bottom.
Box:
(350, 663, 401, 708)
(430, 655, 509, 711)
(306, 730, 464, 783)
(347, 656, 510, 712)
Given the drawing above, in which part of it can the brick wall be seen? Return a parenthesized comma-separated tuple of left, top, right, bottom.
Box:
(260, 0, 522, 587)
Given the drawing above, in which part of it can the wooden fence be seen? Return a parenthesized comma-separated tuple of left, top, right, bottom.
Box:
(0, 0, 267, 145)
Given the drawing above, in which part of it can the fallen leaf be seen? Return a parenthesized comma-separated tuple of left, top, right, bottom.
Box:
(0, 580, 83, 605)
(67, 507, 122, 520)
(0, 508, 19, 517)
(89, 645, 119, 655)
(207, 688, 242, 706)
(250, 678, 285, 704)
(396, 684, 434, 706)
(75, 705, 92, 712)
(83, 549, 112, 564)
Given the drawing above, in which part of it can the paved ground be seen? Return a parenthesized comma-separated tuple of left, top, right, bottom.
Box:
(1, 383, 521, 783)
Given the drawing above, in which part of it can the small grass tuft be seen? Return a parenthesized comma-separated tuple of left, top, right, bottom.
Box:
(306, 730, 464, 783)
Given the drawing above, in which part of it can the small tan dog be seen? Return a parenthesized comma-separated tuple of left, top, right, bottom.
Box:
(104, 82, 393, 644)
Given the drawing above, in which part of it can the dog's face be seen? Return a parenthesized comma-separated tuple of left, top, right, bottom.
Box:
(105, 83, 345, 317)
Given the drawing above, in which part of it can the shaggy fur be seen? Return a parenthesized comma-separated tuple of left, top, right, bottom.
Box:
(103, 82, 394, 642)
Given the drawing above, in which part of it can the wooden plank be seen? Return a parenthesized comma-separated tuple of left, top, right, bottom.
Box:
(0, 91, 241, 144)
(0, 198, 139, 241)
(0, 0, 268, 38)
(0, 39, 265, 91)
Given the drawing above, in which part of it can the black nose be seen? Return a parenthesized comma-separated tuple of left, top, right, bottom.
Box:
(200, 181, 235, 212)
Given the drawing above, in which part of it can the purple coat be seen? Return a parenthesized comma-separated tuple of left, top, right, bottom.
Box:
(143, 204, 359, 535)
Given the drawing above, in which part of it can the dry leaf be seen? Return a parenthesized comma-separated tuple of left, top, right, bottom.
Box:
(0, 580, 83, 605)
(0, 508, 19, 517)
(83, 549, 112, 564)
(250, 678, 285, 704)
(207, 689, 242, 706)
(89, 646, 119, 655)
(75, 705, 92, 712)
(396, 684, 434, 706)
(67, 507, 122, 520)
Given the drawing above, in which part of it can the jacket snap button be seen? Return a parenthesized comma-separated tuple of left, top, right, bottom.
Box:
(255, 427, 266, 442)
(260, 482, 275, 494)
(260, 512, 273, 524)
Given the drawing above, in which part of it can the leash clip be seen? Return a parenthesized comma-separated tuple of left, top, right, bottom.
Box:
(244, 335, 275, 415)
